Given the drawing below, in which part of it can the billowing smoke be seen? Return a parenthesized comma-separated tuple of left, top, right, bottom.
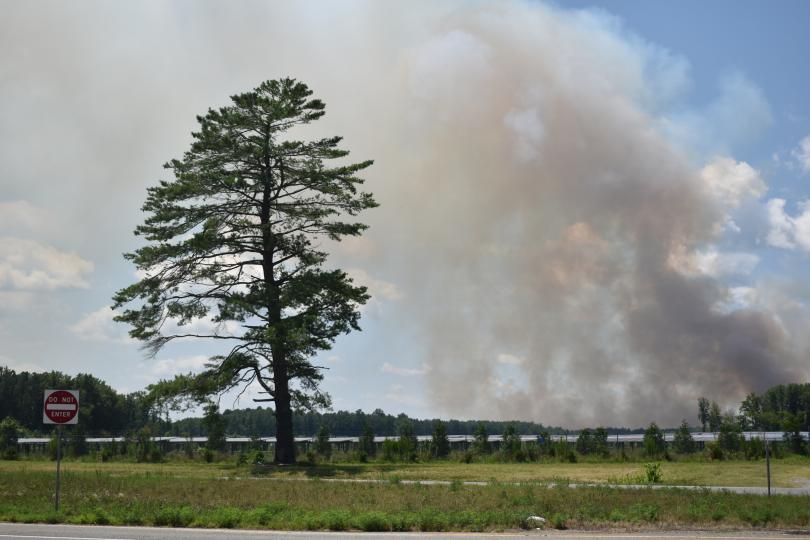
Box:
(348, 1, 804, 427)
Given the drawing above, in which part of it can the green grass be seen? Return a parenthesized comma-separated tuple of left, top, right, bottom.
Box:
(5, 455, 810, 487)
(2, 463, 810, 531)
(253, 458, 810, 488)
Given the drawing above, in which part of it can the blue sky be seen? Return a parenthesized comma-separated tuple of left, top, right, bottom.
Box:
(1, 1, 808, 428)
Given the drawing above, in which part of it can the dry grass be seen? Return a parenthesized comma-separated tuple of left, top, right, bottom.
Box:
(2, 464, 810, 530)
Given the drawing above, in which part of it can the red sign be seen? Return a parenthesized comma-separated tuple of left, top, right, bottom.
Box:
(43, 389, 79, 425)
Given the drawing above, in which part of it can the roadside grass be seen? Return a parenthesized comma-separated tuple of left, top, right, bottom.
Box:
(4, 456, 810, 487)
(2, 467, 810, 531)
(253, 458, 810, 488)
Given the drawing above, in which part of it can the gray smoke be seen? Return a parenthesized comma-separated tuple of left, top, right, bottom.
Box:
(348, 1, 805, 427)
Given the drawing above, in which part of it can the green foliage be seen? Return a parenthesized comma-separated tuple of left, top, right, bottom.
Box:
(202, 403, 226, 452)
(644, 462, 663, 484)
(473, 422, 489, 455)
(643, 423, 665, 458)
(593, 427, 609, 457)
(575, 428, 593, 455)
(501, 424, 522, 460)
(360, 423, 376, 457)
(397, 420, 418, 462)
(0, 366, 154, 435)
(717, 416, 743, 454)
(0, 417, 21, 460)
(708, 401, 722, 431)
(111, 78, 377, 463)
(431, 421, 449, 458)
(314, 424, 331, 459)
(672, 420, 696, 454)
(697, 397, 710, 432)
(69, 422, 88, 457)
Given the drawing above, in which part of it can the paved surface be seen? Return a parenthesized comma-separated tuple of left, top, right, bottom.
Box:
(1, 524, 810, 540)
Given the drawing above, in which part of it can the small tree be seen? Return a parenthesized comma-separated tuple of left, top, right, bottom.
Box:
(314, 424, 331, 459)
(0, 417, 21, 460)
(782, 412, 807, 455)
(708, 401, 722, 432)
(431, 421, 450, 459)
(575, 428, 593, 455)
(202, 403, 226, 452)
(473, 422, 489, 455)
(643, 422, 665, 457)
(360, 423, 376, 458)
(502, 423, 522, 459)
(697, 397, 710, 431)
(717, 415, 743, 454)
(398, 420, 418, 461)
(672, 420, 696, 454)
(69, 422, 88, 458)
(593, 427, 609, 457)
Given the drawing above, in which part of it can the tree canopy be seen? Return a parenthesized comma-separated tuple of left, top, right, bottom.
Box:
(113, 78, 376, 462)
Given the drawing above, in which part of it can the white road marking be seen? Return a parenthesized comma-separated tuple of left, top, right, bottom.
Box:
(0, 535, 133, 540)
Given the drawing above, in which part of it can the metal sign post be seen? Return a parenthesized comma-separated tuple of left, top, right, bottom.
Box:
(43, 389, 79, 512)
(765, 438, 771, 497)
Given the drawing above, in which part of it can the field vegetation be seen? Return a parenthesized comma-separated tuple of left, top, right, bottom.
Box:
(2, 462, 810, 531)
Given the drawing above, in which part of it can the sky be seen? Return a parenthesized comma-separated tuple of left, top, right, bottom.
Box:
(1, 1, 809, 428)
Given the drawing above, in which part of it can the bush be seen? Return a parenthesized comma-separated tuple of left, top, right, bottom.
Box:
(0, 417, 21, 460)
(706, 441, 724, 460)
(644, 462, 663, 484)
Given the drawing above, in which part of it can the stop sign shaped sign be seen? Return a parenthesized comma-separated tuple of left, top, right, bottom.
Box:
(43, 390, 79, 425)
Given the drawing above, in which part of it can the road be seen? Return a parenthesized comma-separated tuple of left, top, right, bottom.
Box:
(1, 524, 810, 540)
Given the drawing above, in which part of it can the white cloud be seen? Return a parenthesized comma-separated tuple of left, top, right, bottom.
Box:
(0, 354, 45, 373)
(147, 355, 210, 378)
(0, 237, 93, 290)
(0, 200, 47, 232)
(701, 156, 766, 210)
(766, 199, 810, 251)
(692, 249, 760, 278)
(792, 136, 810, 173)
(69, 306, 132, 343)
(496, 353, 525, 365)
(347, 268, 403, 301)
(381, 361, 430, 376)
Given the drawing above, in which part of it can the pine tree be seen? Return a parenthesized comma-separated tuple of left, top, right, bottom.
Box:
(360, 422, 376, 458)
(672, 419, 695, 454)
(698, 397, 710, 431)
(431, 420, 450, 458)
(314, 424, 331, 459)
(643, 422, 665, 457)
(473, 422, 489, 455)
(113, 79, 376, 463)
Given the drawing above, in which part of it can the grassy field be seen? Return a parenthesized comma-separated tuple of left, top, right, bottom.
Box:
(3, 456, 809, 488)
(1, 458, 810, 531)
(2, 464, 810, 531)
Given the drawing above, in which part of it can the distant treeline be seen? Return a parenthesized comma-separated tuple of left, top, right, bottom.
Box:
(2, 366, 808, 438)
(0, 366, 156, 436)
(170, 408, 573, 437)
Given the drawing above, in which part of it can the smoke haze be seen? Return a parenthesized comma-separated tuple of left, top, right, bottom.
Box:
(1, 1, 807, 426)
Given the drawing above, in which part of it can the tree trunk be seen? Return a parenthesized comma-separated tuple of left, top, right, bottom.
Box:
(272, 349, 296, 463)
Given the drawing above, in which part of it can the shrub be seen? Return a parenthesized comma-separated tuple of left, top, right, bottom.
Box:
(643, 423, 665, 457)
(644, 462, 663, 484)
(0, 417, 21, 460)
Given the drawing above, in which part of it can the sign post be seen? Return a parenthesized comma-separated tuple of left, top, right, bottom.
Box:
(43, 389, 79, 512)
(765, 438, 771, 497)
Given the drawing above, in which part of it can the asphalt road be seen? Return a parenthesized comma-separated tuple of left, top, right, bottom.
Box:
(1, 524, 810, 540)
